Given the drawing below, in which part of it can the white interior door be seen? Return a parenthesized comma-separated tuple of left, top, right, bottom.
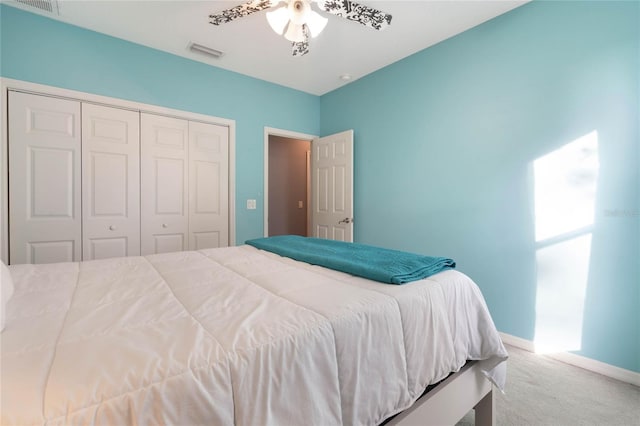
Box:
(311, 130, 354, 242)
(82, 103, 140, 260)
(188, 121, 229, 249)
(8, 91, 82, 264)
(141, 113, 189, 255)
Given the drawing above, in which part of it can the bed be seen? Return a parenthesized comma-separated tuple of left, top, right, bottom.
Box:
(1, 241, 508, 425)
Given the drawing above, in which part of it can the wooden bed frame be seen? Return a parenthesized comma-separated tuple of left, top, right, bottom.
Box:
(389, 361, 494, 426)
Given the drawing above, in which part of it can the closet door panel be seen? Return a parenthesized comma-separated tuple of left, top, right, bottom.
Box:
(28, 241, 76, 264)
(153, 234, 186, 254)
(155, 158, 186, 214)
(141, 113, 189, 255)
(82, 103, 140, 260)
(88, 238, 128, 260)
(188, 121, 229, 250)
(9, 91, 82, 264)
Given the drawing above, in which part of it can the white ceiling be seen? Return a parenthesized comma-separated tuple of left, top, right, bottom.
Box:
(5, 0, 529, 95)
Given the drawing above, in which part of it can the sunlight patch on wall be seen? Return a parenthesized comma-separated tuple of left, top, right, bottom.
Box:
(534, 131, 599, 241)
(533, 131, 599, 354)
(534, 234, 593, 353)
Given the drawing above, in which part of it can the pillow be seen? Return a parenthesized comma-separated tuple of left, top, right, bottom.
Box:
(1, 260, 14, 332)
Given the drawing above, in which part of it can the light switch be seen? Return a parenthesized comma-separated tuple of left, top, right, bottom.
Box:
(247, 199, 256, 210)
(298, 201, 304, 209)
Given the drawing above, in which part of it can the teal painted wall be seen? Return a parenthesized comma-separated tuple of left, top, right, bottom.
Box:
(321, 0, 639, 372)
(0, 4, 320, 245)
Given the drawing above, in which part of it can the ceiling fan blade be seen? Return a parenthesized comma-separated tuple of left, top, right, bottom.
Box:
(209, 0, 274, 25)
(318, 0, 392, 30)
(292, 25, 310, 56)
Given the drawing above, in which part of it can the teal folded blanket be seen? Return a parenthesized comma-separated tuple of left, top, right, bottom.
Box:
(245, 235, 455, 284)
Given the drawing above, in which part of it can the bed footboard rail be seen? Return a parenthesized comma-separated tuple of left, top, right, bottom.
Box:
(386, 361, 494, 426)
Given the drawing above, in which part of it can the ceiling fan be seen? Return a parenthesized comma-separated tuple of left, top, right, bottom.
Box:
(209, 0, 392, 56)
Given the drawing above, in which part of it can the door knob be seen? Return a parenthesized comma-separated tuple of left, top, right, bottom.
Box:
(109, 225, 116, 231)
(338, 218, 353, 224)
(162, 223, 168, 228)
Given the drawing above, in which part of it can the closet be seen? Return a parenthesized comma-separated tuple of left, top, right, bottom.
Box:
(8, 91, 229, 264)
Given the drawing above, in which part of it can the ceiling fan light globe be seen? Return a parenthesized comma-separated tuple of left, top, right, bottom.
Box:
(306, 10, 328, 37)
(289, 0, 310, 26)
(284, 23, 305, 42)
(266, 6, 290, 35)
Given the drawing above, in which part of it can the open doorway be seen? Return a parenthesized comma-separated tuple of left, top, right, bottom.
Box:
(264, 128, 315, 237)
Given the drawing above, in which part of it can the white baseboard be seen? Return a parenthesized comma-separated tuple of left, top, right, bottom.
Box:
(499, 332, 535, 352)
(499, 332, 640, 387)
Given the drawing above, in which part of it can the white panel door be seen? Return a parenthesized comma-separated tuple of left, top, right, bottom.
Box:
(141, 113, 189, 255)
(82, 103, 140, 260)
(8, 91, 82, 264)
(311, 130, 354, 242)
(188, 121, 229, 250)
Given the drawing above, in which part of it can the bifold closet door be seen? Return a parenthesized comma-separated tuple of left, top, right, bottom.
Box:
(82, 103, 140, 260)
(8, 91, 82, 264)
(141, 113, 189, 255)
(188, 121, 229, 249)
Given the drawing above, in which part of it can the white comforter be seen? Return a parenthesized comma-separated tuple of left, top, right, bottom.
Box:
(2, 245, 507, 425)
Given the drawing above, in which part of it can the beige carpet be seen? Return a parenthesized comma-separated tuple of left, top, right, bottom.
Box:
(457, 344, 640, 426)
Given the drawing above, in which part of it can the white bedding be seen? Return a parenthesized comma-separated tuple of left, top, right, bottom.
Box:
(1, 245, 507, 425)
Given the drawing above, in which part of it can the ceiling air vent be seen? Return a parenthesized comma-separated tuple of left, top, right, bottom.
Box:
(15, 0, 60, 14)
(188, 42, 224, 59)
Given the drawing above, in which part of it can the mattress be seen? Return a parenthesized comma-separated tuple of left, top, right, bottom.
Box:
(1, 245, 508, 425)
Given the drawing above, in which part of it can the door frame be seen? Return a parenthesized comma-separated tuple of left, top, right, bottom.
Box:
(0, 78, 237, 263)
(263, 127, 317, 237)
